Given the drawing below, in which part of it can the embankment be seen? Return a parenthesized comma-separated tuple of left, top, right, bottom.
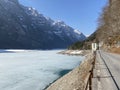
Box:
(46, 53, 95, 90)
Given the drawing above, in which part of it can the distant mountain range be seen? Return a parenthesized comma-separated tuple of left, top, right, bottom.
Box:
(0, 0, 86, 49)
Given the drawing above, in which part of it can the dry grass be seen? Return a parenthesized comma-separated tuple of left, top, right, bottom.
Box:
(110, 47, 120, 54)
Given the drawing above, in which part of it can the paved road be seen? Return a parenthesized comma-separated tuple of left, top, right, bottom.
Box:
(92, 51, 120, 90)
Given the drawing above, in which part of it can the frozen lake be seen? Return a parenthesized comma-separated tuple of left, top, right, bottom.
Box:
(0, 50, 84, 90)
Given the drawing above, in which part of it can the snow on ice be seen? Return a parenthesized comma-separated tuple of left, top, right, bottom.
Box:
(0, 50, 84, 90)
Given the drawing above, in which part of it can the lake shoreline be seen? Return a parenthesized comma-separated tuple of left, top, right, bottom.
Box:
(46, 52, 94, 90)
(0, 50, 83, 90)
(58, 50, 91, 56)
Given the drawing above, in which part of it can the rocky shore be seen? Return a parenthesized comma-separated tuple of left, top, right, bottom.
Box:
(58, 50, 91, 56)
(46, 52, 94, 90)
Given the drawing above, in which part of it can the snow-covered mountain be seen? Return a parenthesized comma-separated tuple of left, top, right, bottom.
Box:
(0, 0, 86, 49)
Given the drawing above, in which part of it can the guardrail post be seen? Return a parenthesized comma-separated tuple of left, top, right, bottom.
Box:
(85, 51, 96, 90)
(89, 72, 92, 90)
(89, 51, 96, 90)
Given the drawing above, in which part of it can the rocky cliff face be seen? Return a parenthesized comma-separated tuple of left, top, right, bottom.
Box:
(0, 0, 86, 49)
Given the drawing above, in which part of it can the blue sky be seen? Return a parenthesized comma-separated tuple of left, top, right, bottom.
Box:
(18, 0, 107, 36)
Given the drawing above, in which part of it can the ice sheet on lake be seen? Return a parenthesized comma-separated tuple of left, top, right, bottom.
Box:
(0, 50, 84, 90)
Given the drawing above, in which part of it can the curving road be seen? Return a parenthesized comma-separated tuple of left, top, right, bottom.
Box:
(93, 50, 120, 90)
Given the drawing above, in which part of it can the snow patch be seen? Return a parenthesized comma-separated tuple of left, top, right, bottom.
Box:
(74, 29, 81, 35)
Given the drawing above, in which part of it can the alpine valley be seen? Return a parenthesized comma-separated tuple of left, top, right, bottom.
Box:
(0, 0, 86, 49)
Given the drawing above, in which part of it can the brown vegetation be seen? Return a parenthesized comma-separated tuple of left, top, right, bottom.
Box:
(109, 47, 120, 54)
(96, 0, 120, 47)
(69, 0, 120, 51)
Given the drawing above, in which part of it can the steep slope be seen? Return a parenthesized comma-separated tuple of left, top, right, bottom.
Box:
(0, 0, 86, 49)
(95, 0, 120, 47)
(69, 0, 120, 50)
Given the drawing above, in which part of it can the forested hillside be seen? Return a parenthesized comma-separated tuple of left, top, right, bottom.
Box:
(69, 0, 120, 51)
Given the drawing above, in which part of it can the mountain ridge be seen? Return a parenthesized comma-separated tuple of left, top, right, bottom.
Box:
(0, 0, 86, 49)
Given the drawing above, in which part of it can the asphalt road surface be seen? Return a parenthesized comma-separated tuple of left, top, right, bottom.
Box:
(93, 50, 120, 90)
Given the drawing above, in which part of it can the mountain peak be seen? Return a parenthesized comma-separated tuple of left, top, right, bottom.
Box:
(0, 0, 86, 49)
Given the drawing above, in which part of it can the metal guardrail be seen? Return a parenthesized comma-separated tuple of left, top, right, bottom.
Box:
(85, 51, 96, 90)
